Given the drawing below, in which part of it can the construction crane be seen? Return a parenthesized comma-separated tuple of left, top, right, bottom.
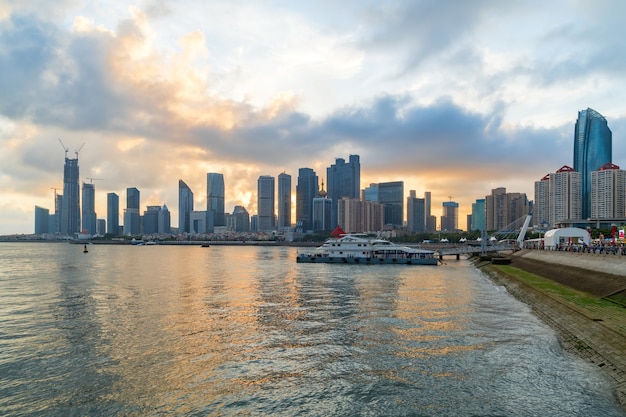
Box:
(75, 142, 85, 159)
(85, 177, 103, 184)
(58, 138, 68, 158)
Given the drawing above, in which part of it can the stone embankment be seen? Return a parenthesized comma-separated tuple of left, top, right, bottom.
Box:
(476, 249, 626, 411)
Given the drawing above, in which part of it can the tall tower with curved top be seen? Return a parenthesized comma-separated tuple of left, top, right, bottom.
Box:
(574, 108, 612, 219)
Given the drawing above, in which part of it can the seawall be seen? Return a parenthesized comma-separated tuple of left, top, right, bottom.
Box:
(476, 250, 626, 411)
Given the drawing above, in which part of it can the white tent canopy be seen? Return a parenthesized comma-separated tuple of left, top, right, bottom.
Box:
(543, 227, 590, 248)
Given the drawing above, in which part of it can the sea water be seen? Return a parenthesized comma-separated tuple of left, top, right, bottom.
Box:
(0, 243, 622, 416)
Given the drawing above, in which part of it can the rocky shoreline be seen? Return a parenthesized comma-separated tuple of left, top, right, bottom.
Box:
(475, 250, 626, 411)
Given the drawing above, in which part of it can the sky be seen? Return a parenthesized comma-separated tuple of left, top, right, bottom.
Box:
(2, 0, 626, 235)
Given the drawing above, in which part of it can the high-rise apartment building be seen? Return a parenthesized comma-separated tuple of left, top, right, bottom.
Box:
(548, 166, 581, 227)
(574, 108, 612, 219)
(486, 187, 529, 231)
(60, 155, 80, 235)
(277, 172, 291, 229)
(378, 181, 404, 229)
(327, 155, 360, 227)
(591, 163, 626, 219)
(441, 201, 459, 231)
(207, 173, 225, 227)
(124, 187, 140, 236)
(533, 174, 551, 228)
(178, 180, 194, 234)
(257, 175, 275, 231)
(107, 192, 119, 235)
(81, 182, 97, 234)
(407, 190, 426, 233)
(534, 166, 581, 228)
(296, 168, 318, 233)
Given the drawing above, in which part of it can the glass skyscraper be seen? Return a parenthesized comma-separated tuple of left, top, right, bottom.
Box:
(327, 155, 360, 227)
(574, 108, 612, 219)
(277, 172, 291, 229)
(178, 180, 194, 233)
(378, 181, 404, 229)
(207, 173, 225, 227)
(295, 168, 318, 233)
(257, 175, 275, 231)
(81, 182, 97, 234)
(125, 187, 140, 236)
(60, 156, 80, 235)
(107, 192, 119, 235)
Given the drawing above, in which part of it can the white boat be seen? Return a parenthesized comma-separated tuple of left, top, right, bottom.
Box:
(296, 233, 439, 265)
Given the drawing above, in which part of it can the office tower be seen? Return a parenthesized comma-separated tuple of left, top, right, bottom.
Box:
(257, 175, 275, 231)
(549, 166, 580, 227)
(230, 206, 250, 232)
(81, 182, 97, 234)
(363, 183, 378, 201)
(207, 173, 225, 227)
(158, 205, 171, 234)
(470, 199, 486, 231)
(574, 108, 612, 219)
(96, 219, 106, 236)
(60, 155, 80, 235)
(407, 190, 426, 233)
(337, 198, 385, 233)
(190, 211, 213, 234)
(178, 180, 194, 234)
(312, 187, 332, 232)
(277, 172, 292, 229)
(327, 155, 360, 226)
(107, 192, 119, 235)
(591, 163, 626, 219)
(441, 201, 459, 231)
(378, 181, 404, 229)
(424, 191, 435, 232)
(143, 206, 161, 234)
(124, 187, 140, 236)
(296, 168, 318, 233)
(34, 206, 49, 234)
(466, 214, 472, 232)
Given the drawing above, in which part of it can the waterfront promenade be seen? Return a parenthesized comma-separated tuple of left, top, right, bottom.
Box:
(478, 250, 626, 410)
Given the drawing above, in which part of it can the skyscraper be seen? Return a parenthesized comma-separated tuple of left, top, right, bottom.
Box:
(296, 168, 318, 233)
(378, 181, 404, 229)
(107, 192, 119, 235)
(312, 186, 332, 232)
(257, 175, 275, 231)
(178, 180, 194, 234)
(574, 108, 612, 219)
(207, 173, 225, 227)
(124, 187, 140, 236)
(81, 182, 97, 234)
(549, 166, 580, 227)
(60, 155, 80, 235)
(34, 206, 49, 234)
(277, 172, 291, 229)
(327, 155, 360, 227)
(591, 163, 626, 219)
(471, 199, 486, 231)
(407, 190, 425, 233)
(441, 201, 459, 231)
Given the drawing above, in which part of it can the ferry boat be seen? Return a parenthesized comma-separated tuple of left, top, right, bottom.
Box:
(296, 232, 438, 265)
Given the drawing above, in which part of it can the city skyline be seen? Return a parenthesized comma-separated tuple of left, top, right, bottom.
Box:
(2, 1, 626, 234)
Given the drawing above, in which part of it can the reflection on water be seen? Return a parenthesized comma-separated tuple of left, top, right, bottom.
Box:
(0, 243, 622, 416)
